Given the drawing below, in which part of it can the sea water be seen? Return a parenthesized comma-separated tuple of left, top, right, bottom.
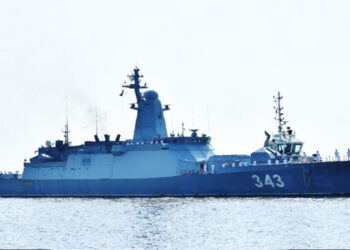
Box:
(1, 197, 350, 249)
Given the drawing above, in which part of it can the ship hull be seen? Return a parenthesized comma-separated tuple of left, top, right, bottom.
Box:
(1, 161, 350, 197)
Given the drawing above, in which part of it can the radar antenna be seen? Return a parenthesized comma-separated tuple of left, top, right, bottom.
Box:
(273, 92, 288, 136)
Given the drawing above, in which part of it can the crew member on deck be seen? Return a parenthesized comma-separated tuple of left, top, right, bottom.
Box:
(347, 149, 350, 161)
(302, 152, 307, 163)
(203, 164, 207, 175)
(316, 151, 321, 162)
(199, 164, 204, 174)
(335, 149, 340, 161)
(211, 164, 215, 174)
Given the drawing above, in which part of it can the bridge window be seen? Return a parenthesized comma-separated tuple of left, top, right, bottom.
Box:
(285, 144, 292, 154)
(277, 144, 286, 153)
(82, 157, 91, 166)
(292, 144, 302, 154)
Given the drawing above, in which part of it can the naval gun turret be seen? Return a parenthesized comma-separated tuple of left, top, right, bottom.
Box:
(123, 67, 169, 140)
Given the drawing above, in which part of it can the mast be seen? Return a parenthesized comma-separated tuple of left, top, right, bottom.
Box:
(95, 108, 98, 136)
(122, 67, 148, 107)
(63, 100, 70, 145)
(273, 92, 287, 136)
(121, 67, 168, 140)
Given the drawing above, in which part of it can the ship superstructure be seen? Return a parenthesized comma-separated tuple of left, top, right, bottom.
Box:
(19, 67, 214, 181)
(263, 92, 303, 161)
(1, 67, 350, 197)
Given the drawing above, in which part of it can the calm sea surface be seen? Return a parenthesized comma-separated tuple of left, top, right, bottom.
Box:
(0, 197, 350, 249)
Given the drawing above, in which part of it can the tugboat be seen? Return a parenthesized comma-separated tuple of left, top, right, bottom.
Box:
(260, 92, 304, 164)
(1, 67, 350, 197)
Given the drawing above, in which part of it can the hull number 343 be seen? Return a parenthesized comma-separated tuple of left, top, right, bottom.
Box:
(252, 174, 285, 188)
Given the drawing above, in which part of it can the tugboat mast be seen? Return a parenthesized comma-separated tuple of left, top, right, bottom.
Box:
(273, 92, 287, 136)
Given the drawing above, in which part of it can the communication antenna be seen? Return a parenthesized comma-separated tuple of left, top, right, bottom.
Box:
(95, 107, 98, 136)
(62, 97, 70, 145)
(273, 92, 288, 136)
(122, 67, 147, 105)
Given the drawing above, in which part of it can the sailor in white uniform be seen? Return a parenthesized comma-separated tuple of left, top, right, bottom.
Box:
(203, 164, 207, 175)
(302, 152, 307, 162)
(211, 164, 215, 174)
(316, 151, 321, 162)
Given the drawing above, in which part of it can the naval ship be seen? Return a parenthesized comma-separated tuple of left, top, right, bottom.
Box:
(1, 67, 350, 197)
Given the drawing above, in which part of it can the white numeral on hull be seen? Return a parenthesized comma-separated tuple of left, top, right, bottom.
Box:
(252, 174, 285, 188)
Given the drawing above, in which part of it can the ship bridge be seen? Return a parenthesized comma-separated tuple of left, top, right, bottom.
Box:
(263, 92, 303, 159)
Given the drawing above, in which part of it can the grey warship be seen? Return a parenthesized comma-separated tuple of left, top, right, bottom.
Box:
(1, 67, 350, 197)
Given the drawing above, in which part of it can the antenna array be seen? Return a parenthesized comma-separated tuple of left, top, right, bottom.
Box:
(273, 92, 288, 135)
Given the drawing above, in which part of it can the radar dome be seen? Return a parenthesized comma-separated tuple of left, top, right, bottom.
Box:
(144, 90, 159, 101)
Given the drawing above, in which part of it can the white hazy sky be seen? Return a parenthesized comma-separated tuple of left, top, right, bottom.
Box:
(1, 0, 350, 172)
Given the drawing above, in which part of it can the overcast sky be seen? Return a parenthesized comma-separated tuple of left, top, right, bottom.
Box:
(1, 0, 350, 171)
